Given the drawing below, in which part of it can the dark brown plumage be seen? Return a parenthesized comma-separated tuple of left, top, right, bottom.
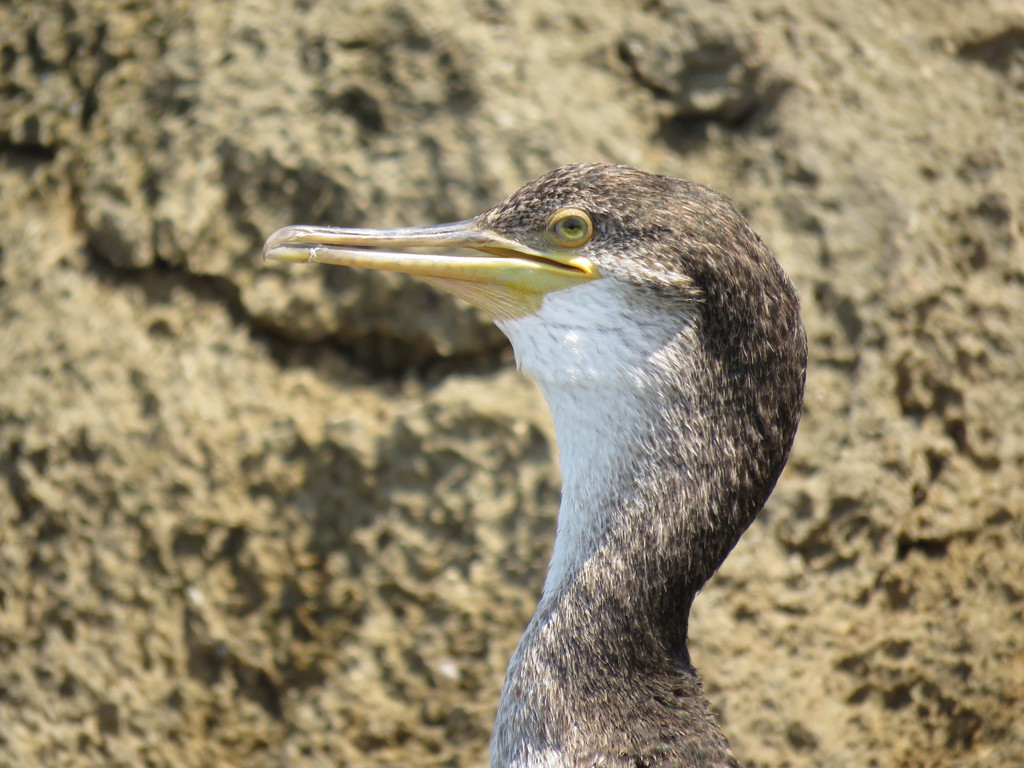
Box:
(481, 165, 806, 767)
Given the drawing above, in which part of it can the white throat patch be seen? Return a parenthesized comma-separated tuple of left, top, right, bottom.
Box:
(495, 280, 696, 599)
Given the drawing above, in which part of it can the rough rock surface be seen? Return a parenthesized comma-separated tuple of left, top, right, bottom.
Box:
(1, 1, 1022, 766)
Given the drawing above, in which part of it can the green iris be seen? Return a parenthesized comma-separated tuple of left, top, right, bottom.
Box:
(548, 207, 594, 246)
(555, 216, 587, 241)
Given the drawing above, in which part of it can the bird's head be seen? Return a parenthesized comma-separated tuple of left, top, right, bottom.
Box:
(264, 163, 802, 396)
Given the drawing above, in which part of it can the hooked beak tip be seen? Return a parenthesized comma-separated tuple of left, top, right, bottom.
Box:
(263, 227, 316, 264)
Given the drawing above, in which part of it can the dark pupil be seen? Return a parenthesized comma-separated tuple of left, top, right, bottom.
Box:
(559, 217, 585, 238)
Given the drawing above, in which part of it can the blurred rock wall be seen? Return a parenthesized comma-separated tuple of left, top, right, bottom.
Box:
(1, 1, 1022, 766)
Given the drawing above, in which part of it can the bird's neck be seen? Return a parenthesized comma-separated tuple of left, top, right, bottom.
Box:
(499, 281, 717, 609)
(538, 373, 673, 601)
(492, 284, 744, 766)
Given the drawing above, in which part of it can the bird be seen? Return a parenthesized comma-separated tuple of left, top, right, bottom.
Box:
(264, 163, 807, 767)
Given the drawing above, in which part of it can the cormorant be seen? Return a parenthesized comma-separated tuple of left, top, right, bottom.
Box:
(264, 163, 807, 767)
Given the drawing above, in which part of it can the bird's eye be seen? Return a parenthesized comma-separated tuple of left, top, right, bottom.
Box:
(547, 207, 594, 247)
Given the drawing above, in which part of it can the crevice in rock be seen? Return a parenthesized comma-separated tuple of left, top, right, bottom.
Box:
(957, 26, 1024, 74)
(77, 238, 511, 385)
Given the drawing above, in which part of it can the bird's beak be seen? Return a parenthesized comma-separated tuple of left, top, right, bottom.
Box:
(263, 219, 599, 320)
